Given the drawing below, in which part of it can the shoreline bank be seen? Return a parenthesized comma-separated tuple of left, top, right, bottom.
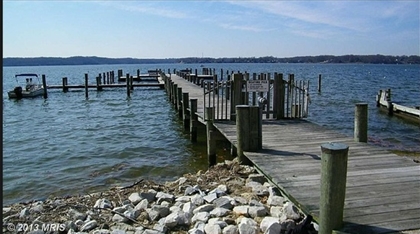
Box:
(3, 159, 316, 234)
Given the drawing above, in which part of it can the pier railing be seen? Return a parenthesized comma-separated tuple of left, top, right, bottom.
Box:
(202, 72, 310, 120)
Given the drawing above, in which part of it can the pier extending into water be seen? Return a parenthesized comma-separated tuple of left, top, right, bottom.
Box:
(160, 69, 420, 234)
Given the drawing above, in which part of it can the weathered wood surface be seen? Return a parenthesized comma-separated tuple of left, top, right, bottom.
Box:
(214, 119, 420, 234)
(377, 89, 420, 121)
(168, 73, 420, 233)
(168, 74, 231, 122)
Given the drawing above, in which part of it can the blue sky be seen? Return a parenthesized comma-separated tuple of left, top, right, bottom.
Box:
(3, 1, 419, 58)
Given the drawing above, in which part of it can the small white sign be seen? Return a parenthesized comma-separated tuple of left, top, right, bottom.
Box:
(247, 80, 269, 92)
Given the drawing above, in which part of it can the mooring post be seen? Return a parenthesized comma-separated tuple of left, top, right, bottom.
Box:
(96, 76, 102, 91)
(182, 93, 190, 131)
(319, 142, 349, 234)
(137, 69, 141, 82)
(84, 73, 89, 99)
(177, 87, 183, 119)
(130, 75, 134, 91)
(103, 72, 106, 85)
(206, 107, 217, 167)
(62, 77, 68, 93)
(118, 69, 123, 80)
(173, 84, 178, 106)
(169, 81, 173, 102)
(42, 75, 48, 99)
(236, 105, 260, 164)
(354, 103, 368, 142)
(376, 90, 382, 107)
(318, 74, 322, 93)
(190, 99, 198, 142)
(231, 73, 243, 121)
(386, 89, 393, 116)
(126, 74, 130, 97)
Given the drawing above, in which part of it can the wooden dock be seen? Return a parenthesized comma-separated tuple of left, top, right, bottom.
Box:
(163, 71, 420, 234)
(376, 89, 420, 125)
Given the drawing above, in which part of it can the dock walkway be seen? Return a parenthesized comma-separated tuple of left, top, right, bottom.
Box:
(167, 73, 420, 234)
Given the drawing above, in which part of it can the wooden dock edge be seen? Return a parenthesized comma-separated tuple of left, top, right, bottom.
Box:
(376, 89, 420, 125)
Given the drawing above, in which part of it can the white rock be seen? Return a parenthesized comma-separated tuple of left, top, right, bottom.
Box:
(233, 206, 249, 216)
(210, 207, 231, 217)
(267, 195, 285, 206)
(129, 192, 143, 205)
(260, 217, 281, 233)
(183, 202, 196, 215)
(270, 206, 283, 218)
(192, 211, 210, 223)
(248, 206, 267, 218)
(238, 217, 258, 234)
(112, 214, 128, 223)
(283, 202, 301, 220)
(222, 225, 238, 234)
(94, 198, 113, 209)
(19, 208, 30, 218)
(81, 220, 97, 232)
(191, 194, 205, 206)
(204, 223, 222, 234)
(193, 204, 215, 214)
(151, 204, 170, 217)
(213, 197, 234, 210)
(156, 192, 174, 203)
(134, 199, 149, 211)
(208, 218, 228, 229)
(189, 221, 206, 234)
(164, 212, 181, 228)
(176, 196, 192, 203)
(203, 193, 218, 203)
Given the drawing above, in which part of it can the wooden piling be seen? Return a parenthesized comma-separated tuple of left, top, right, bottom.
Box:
(354, 103, 368, 142)
(177, 87, 183, 119)
(173, 84, 178, 106)
(319, 142, 349, 234)
(318, 74, 322, 93)
(206, 107, 217, 167)
(126, 74, 130, 97)
(274, 73, 285, 119)
(386, 89, 393, 116)
(84, 73, 89, 99)
(190, 99, 198, 142)
(96, 76, 102, 91)
(182, 93, 190, 131)
(231, 73, 243, 121)
(62, 77, 68, 92)
(137, 69, 141, 81)
(42, 75, 48, 99)
(236, 105, 260, 164)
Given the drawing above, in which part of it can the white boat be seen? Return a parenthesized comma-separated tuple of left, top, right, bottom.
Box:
(8, 73, 45, 99)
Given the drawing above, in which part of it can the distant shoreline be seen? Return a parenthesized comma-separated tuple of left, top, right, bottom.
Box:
(3, 54, 420, 66)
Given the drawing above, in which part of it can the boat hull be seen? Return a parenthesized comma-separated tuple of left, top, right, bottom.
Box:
(8, 87, 45, 99)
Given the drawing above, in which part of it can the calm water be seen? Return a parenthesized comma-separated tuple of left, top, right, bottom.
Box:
(3, 63, 420, 206)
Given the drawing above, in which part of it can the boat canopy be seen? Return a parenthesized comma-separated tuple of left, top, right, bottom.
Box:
(15, 73, 38, 78)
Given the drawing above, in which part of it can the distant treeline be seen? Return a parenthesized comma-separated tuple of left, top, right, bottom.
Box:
(3, 54, 420, 66)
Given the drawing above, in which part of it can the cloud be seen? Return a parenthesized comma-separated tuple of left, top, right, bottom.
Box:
(227, 0, 419, 34)
(95, 1, 190, 19)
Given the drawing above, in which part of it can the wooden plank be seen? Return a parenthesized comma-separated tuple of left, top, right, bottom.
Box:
(165, 74, 420, 233)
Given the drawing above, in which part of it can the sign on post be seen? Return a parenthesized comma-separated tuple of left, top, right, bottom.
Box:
(247, 80, 269, 92)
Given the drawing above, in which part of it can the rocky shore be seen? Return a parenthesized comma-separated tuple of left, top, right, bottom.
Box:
(3, 159, 316, 234)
